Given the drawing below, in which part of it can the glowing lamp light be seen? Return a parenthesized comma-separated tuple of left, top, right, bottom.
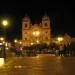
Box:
(57, 37, 63, 41)
(0, 43, 2, 45)
(36, 40, 39, 43)
(0, 37, 4, 41)
(2, 41, 5, 44)
(36, 31, 40, 36)
(14, 39, 18, 43)
(5, 42, 8, 47)
(2, 20, 8, 26)
(33, 32, 36, 35)
(19, 41, 22, 44)
(33, 31, 40, 36)
(31, 43, 34, 45)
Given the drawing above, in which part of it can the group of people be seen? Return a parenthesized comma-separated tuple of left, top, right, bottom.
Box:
(56, 44, 73, 56)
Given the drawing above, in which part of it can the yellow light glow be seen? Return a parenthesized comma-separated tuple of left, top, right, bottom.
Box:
(19, 41, 22, 44)
(31, 43, 34, 45)
(57, 37, 63, 41)
(36, 40, 39, 43)
(14, 40, 18, 43)
(0, 43, 2, 45)
(0, 37, 4, 41)
(0, 58, 5, 67)
(5, 42, 8, 47)
(33, 31, 40, 36)
(36, 31, 40, 36)
(2, 41, 5, 44)
(2, 20, 8, 26)
(33, 32, 36, 35)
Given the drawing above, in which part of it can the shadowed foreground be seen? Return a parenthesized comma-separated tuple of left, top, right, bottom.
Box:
(0, 54, 75, 75)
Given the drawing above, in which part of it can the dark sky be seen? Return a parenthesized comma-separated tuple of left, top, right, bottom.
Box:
(0, 1, 75, 41)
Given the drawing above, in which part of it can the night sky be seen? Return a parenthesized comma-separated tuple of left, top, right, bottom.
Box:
(0, 1, 75, 41)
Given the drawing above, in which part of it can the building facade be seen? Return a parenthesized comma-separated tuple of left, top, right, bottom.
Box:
(22, 15, 51, 47)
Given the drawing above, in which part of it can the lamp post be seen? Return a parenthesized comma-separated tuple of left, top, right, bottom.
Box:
(2, 20, 8, 39)
(2, 20, 8, 59)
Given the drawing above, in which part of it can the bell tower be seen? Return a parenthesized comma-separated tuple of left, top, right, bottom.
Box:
(42, 14, 51, 45)
(42, 14, 50, 28)
(22, 16, 31, 46)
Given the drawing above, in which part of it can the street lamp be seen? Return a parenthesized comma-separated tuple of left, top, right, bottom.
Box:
(57, 37, 63, 45)
(19, 41, 22, 45)
(14, 39, 18, 43)
(2, 20, 8, 27)
(14, 39, 18, 49)
(2, 20, 8, 59)
(2, 20, 8, 39)
(30, 42, 34, 45)
(57, 37, 63, 42)
(0, 37, 4, 41)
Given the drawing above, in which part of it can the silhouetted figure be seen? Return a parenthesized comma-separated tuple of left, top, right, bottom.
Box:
(63, 45, 67, 56)
(59, 44, 64, 56)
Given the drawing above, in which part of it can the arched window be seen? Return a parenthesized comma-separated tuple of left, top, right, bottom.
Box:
(45, 23, 48, 27)
(25, 24, 27, 27)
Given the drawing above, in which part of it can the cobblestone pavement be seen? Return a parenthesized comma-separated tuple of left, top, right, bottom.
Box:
(0, 54, 75, 75)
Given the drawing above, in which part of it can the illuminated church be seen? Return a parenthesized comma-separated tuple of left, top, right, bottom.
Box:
(22, 15, 51, 47)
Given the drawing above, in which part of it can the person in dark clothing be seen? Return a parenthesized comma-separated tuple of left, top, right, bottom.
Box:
(63, 44, 67, 56)
(59, 44, 64, 56)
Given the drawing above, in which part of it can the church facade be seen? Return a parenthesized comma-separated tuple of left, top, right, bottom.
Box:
(22, 15, 51, 47)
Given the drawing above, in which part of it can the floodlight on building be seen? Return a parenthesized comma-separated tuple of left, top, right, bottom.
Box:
(19, 41, 22, 44)
(14, 39, 18, 43)
(31, 42, 34, 45)
(36, 31, 40, 36)
(33, 31, 40, 36)
(33, 32, 36, 35)
(36, 40, 39, 43)
(57, 37, 63, 42)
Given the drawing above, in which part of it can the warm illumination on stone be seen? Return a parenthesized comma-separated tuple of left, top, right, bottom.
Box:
(31, 43, 34, 45)
(36, 40, 39, 43)
(57, 37, 63, 41)
(22, 15, 51, 46)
